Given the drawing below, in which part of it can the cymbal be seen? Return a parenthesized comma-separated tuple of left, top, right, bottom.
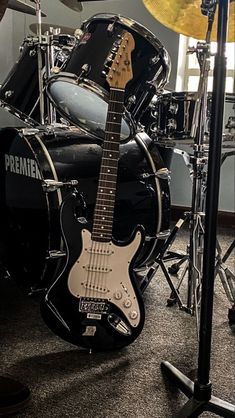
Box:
(7, 0, 46, 17)
(59, 0, 117, 12)
(30, 23, 76, 36)
(59, 0, 83, 12)
(142, 0, 235, 42)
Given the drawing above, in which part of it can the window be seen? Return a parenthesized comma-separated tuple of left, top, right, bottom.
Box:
(176, 35, 235, 93)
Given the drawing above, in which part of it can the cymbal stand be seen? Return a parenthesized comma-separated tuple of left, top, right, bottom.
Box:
(45, 28, 59, 125)
(34, 0, 45, 125)
(161, 1, 235, 416)
(143, 4, 216, 332)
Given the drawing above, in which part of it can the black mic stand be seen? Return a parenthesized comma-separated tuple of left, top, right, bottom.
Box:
(161, 0, 235, 416)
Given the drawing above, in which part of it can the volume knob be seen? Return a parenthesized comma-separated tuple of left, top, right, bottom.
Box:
(129, 310, 138, 320)
(123, 299, 132, 308)
(114, 291, 122, 300)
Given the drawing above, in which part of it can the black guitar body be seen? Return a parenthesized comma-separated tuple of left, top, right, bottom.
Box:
(41, 192, 145, 351)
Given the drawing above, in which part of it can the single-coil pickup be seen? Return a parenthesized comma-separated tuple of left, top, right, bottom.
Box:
(82, 282, 109, 293)
(83, 265, 112, 273)
(85, 248, 113, 255)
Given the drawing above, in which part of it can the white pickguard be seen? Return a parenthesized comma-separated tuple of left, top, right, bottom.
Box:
(67, 229, 142, 327)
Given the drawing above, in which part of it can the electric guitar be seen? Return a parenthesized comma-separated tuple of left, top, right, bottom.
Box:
(40, 32, 145, 350)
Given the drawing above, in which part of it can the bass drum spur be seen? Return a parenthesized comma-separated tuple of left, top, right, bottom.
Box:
(0, 128, 171, 293)
(46, 13, 171, 140)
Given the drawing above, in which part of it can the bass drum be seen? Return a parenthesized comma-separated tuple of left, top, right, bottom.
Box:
(0, 127, 170, 293)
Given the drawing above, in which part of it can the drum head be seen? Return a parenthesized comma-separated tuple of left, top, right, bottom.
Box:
(47, 77, 133, 140)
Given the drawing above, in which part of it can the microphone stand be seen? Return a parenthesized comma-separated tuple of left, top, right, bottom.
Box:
(161, 0, 235, 416)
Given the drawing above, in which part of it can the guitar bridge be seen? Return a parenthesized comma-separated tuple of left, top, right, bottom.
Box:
(79, 298, 110, 315)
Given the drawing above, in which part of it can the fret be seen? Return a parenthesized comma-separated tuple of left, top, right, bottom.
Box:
(100, 165, 118, 171)
(108, 111, 123, 115)
(95, 214, 113, 219)
(92, 226, 112, 232)
(93, 219, 113, 225)
(105, 131, 122, 136)
(92, 87, 125, 241)
(106, 121, 122, 127)
(95, 207, 115, 213)
(102, 150, 119, 155)
(98, 186, 116, 191)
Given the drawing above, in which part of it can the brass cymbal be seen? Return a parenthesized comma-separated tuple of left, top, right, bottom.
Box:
(142, 0, 235, 42)
(30, 22, 76, 35)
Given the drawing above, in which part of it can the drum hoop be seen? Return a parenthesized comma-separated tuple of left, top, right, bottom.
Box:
(46, 74, 136, 140)
(81, 13, 171, 73)
(134, 131, 163, 264)
(161, 91, 235, 102)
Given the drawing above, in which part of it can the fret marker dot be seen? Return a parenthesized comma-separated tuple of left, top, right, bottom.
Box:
(111, 137, 114, 140)
(109, 154, 112, 157)
(107, 169, 110, 173)
(110, 191, 113, 194)
(102, 217, 105, 220)
(101, 226, 104, 229)
(100, 234, 103, 237)
(113, 116, 116, 120)
(103, 207, 106, 210)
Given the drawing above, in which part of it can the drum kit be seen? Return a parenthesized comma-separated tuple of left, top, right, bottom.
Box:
(0, 0, 234, 332)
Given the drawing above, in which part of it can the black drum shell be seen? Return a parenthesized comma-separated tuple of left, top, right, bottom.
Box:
(141, 91, 235, 140)
(0, 127, 171, 291)
(0, 43, 41, 120)
(46, 13, 171, 137)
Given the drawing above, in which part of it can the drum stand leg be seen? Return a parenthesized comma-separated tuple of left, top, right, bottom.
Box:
(215, 238, 235, 326)
(161, 2, 235, 416)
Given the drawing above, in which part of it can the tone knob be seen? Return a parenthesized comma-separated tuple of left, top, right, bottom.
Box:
(129, 310, 138, 320)
(123, 299, 132, 308)
(114, 291, 122, 300)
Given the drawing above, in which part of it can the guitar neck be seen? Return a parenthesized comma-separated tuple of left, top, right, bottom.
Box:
(92, 87, 125, 243)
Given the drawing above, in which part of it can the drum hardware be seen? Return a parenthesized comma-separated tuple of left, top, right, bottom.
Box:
(42, 179, 79, 192)
(46, 13, 171, 140)
(29, 23, 77, 37)
(142, 1, 235, 332)
(46, 250, 67, 259)
(159, 0, 235, 415)
(140, 167, 170, 180)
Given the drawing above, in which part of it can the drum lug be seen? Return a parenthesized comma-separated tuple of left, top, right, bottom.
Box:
(155, 168, 171, 180)
(145, 230, 171, 241)
(46, 250, 66, 260)
(156, 230, 171, 239)
(22, 128, 40, 136)
(42, 179, 78, 192)
(4, 90, 14, 99)
(140, 168, 170, 181)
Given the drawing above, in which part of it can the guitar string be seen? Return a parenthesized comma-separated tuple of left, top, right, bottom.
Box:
(88, 88, 124, 306)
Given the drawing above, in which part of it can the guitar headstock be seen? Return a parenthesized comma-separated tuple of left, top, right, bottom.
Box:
(107, 31, 135, 89)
